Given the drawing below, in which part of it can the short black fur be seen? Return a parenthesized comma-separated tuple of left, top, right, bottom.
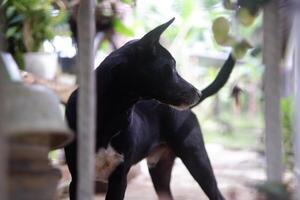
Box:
(65, 18, 235, 200)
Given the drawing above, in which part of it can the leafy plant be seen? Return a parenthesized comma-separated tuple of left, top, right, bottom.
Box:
(223, 0, 270, 15)
(212, 17, 252, 59)
(4, 0, 67, 51)
(211, 0, 271, 59)
(2, 0, 67, 66)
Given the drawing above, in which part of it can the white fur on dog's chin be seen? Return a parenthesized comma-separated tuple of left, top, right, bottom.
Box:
(95, 144, 124, 183)
(169, 104, 190, 111)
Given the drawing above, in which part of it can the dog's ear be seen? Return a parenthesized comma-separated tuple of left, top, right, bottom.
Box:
(138, 18, 175, 48)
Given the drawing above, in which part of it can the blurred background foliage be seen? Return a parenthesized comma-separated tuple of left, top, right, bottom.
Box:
(2, 0, 293, 158)
(3, 0, 68, 67)
(125, 0, 266, 151)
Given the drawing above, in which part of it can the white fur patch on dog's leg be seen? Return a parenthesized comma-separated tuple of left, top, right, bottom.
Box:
(95, 144, 124, 182)
(147, 145, 168, 168)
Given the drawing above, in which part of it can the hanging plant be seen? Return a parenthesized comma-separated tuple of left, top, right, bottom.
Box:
(212, 0, 270, 59)
(212, 16, 252, 59)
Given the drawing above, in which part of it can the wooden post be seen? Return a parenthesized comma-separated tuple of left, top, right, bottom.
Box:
(263, 0, 283, 182)
(0, 5, 7, 196)
(0, 116, 7, 200)
(0, 0, 7, 51)
(0, 135, 7, 200)
(293, 1, 300, 197)
(77, 0, 96, 199)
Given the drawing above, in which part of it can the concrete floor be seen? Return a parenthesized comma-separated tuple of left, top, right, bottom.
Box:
(60, 144, 265, 200)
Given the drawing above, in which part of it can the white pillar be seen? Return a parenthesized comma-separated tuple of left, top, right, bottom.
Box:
(263, 0, 284, 182)
(77, 0, 96, 199)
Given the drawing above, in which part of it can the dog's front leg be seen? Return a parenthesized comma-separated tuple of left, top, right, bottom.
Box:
(64, 141, 78, 200)
(175, 133, 225, 200)
(105, 163, 130, 200)
(167, 114, 225, 200)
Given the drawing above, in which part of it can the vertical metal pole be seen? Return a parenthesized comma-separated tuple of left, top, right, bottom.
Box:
(77, 0, 96, 199)
(263, 0, 283, 182)
(293, 1, 300, 198)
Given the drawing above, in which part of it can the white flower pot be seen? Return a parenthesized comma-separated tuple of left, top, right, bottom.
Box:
(24, 52, 58, 80)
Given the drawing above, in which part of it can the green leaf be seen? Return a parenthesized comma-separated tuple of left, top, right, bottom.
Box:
(212, 17, 230, 45)
(5, 6, 16, 18)
(1, 0, 8, 6)
(232, 39, 252, 59)
(237, 8, 256, 27)
(220, 35, 236, 47)
(5, 26, 18, 38)
(8, 14, 23, 25)
(113, 18, 134, 37)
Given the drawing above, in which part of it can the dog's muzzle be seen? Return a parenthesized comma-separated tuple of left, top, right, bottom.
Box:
(197, 90, 202, 99)
(189, 89, 202, 109)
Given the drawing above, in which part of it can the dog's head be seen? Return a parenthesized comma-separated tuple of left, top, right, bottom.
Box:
(103, 18, 201, 110)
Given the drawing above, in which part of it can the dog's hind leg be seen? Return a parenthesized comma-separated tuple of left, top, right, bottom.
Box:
(147, 148, 176, 200)
(64, 141, 78, 200)
(168, 113, 225, 200)
(105, 163, 131, 200)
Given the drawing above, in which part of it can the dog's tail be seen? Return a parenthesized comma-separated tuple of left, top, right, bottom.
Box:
(192, 53, 236, 108)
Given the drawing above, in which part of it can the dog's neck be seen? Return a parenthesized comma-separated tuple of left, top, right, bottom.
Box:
(97, 66, 139, 113)
(95, 66, 139, 146)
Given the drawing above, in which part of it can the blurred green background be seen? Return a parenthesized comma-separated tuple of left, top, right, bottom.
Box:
(4, 0, 291, 155)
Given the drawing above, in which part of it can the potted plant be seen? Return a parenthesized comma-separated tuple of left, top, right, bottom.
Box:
(3, 0, 66, 79)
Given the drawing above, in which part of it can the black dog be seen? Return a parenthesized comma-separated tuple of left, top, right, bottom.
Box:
(65, 18, 235, 200)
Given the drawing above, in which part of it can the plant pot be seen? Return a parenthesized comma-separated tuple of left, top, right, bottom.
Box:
(24, 52, 58, 80)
